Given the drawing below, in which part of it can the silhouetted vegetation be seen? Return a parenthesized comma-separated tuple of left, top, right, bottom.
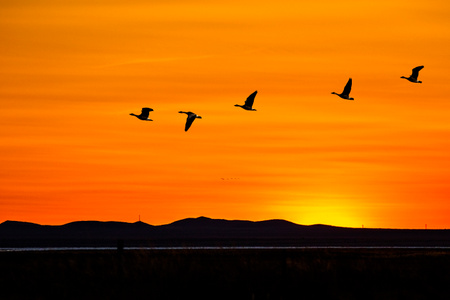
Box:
(1, 248, 450, 299)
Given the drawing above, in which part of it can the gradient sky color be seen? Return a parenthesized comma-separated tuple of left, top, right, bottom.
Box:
(1, 0, 450, 228)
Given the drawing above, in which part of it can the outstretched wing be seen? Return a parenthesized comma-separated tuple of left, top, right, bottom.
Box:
(140, 107, 152, 118)
(185, 114, 195, 131)
(244, 91, 258, 107)
(342, 78, 352, 96)
(411, 66, 424, 79)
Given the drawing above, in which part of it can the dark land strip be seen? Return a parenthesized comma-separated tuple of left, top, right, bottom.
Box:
(1, 248, 450, 299)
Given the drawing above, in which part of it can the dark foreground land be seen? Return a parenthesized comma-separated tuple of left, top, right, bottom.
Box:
(1, 248, 450, 299)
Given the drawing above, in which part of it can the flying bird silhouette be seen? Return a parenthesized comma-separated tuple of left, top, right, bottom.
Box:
(178, 111, 202, 131)
(130, 107, 154, 121)
(332, 78, 354, 100)
(235, 91, 258, 110)
(401, 66, 424, 83)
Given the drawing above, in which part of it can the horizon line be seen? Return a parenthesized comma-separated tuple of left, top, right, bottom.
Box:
(1, 216, 446, 230)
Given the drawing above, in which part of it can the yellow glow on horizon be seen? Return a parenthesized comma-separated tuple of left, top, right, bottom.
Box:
(300, 208, 362, 228)
(270, 191, 367, 228)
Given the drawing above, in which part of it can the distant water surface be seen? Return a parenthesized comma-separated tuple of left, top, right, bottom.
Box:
(2, 246, 450, 252)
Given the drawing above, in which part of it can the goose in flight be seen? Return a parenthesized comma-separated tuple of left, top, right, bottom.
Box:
(401, 66, 424, 83)
(332, 78, 354, 100)
(235, 91, 258, 111)
(179, 111, 202, 131)
(130, 107, 154, 121)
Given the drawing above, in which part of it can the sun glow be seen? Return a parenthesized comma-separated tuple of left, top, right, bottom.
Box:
(299, 206, 362, 228)
(274, 193, 367, 228)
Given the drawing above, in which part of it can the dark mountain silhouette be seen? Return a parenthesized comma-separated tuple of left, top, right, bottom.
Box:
(1, 216, 449, 248)
(166, 216, 302, 232)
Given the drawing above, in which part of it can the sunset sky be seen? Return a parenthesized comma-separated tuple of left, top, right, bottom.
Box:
(1, 0, 450, 228)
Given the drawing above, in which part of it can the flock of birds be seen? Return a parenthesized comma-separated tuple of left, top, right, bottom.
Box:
(130, 66, 424, 131)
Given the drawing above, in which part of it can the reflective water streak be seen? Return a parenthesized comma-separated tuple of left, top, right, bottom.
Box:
(2, 246, 450, 252)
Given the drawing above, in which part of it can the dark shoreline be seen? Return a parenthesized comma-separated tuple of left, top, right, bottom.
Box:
(3, 237, 450, 248)
(3, 218, 450, 298)
(2, 217, 450, 249)
(2, 248, 450, 299)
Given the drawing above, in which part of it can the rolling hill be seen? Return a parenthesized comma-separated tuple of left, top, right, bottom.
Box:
(1, 216, 449, 248)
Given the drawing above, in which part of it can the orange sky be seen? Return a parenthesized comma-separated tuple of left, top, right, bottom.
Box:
(1, 0, 450, 228)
